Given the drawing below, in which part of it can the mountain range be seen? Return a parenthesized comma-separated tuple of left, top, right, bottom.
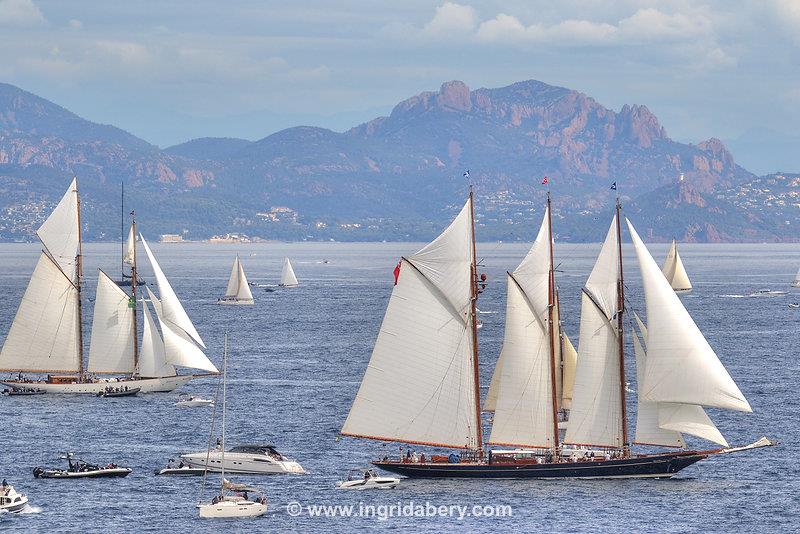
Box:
(0, 79, 796, 243)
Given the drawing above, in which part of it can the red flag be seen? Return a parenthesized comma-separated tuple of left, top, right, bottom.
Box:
(541, 176, 548, 185)
(393, 261, 402, 285)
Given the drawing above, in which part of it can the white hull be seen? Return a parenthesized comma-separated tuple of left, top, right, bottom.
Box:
(217, 299, 254, 306)
(2, 375, 196, 394)
(0, 486, 28, 513)
(673, 288, 692, 294)
(336, 477, 399, 490)
(176, 399, 214, 407)
(181, 451, 305, 475)
(198, 499, 267, 518)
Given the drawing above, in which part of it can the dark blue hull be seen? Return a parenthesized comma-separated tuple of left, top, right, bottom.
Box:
(373, 451, 708, 479)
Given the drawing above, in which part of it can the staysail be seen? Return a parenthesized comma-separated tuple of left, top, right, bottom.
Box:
(341, 198, 480, 449)
(0, 179, 82, 373)
(487, 207, 556, 448)
(661, 240, 692, 291)
(141, 237, 218, 373)
(87, 270, 135, 374)
(280, 258, 299, 287)
(627, 220, 751, 412)
(564, 215, 624, 448)
(224, 255, 254, 301)
(138, 296, 176, 378)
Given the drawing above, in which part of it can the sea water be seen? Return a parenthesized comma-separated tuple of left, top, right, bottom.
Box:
(0, 241, 797, 533)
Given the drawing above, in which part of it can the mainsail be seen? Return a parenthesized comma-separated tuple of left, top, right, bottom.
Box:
(223, 255, 254, 302)
(0, 179, 82, 373)
(141, 237, 218, 373)
(341, 198, 480, 449)
(661, 239, 692, 291)
(487, 206, 556, 448)
(627, 220, 751, 413)
(87, 271, 135, 374)
(280, 258, 299, 287)
(564, 215, 624, 448)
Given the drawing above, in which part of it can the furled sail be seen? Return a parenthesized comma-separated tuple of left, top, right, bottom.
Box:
(341, 199, 480, 449)
(632, 329, 686, 447)
(0, 254, 81, 373)
(661, 240, 692, 291)
(37, 177, 81, 282)
(280, 258, 299, 287)
(626, 219, 751, 412)
(140, 236, 206, 348)
(488, 207, 556, 448)
(87, 271, 135, 374)
(564, 216, 624, 448)
(224, 255, 254, 301)
(123, 224, 136, 266)
(138, 299, 176, 378)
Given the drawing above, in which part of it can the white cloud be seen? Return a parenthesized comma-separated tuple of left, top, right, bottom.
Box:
(423, 1, 477, 36)
(617, 8, 713, 41)
(0, 0, 45, 27)
(94, 40, 150, 64)
(68, 18, 82, 30)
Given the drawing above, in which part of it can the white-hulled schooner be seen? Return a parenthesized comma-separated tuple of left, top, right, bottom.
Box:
(0, 178, 218, 394)
(342, 190, 773, 478)
(661, 239, 692, 293)
(217, 255, 254, 305)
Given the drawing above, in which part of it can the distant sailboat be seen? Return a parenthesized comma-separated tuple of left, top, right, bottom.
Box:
(342, 191, 774, 479)
(0, 178, 218, 394)
(661, 239, 692, 293)
(792, 265, 800, 288)
(218, 255, 254, 305)
(279, 257, 299, 287)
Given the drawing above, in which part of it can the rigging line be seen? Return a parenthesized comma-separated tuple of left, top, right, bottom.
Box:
(198, 370, 224, 504)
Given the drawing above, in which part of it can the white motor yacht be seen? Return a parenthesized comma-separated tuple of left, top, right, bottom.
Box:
(175, 394, 214, 407)
(336, 469, 399, 490)
(0, 483, 28, 513)
(182, 444, 305, 475)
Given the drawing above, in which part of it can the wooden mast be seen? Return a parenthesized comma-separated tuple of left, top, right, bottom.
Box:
(131, 213, 140, 376)
(546, 192, 561, 453)
(75, 177, 85, 381)
(615, 197, 630, 454)
(468, 187, 484, 458)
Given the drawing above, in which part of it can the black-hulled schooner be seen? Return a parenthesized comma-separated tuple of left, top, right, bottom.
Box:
(341, 190, 774, 478)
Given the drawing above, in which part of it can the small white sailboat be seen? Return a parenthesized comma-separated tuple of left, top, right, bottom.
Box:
(198, 335, 267, 519)
(279, 257, 299, 287)
(336, 469, 400, 490)
(661, 239, 692, 293)
(0, 482, 28, 513)
(791, 265, 800, 288)
(218, 255, 254, 305)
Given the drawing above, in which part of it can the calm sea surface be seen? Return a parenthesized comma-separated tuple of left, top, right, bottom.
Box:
(0, 241, 798, 533)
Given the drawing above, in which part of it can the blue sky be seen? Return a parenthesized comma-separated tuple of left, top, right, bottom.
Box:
(0, 0, 799, 170)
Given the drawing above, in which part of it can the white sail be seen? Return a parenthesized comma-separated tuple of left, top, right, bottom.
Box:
(158, 315, 218, 373)
(661, 240, 692, 291)
(224, 255, 253, 301)
(793, 265, 800, 288)
(138, 299, 175, 378)
(0, 253, 81, 373)
(626, 220, 751, 412)
(140, 235, 206, 348)
(146, 286, 162, 317)
(123, 224, 136, 266)
(280, 258, 299, 287)
(560, 332, 577, 411)
(632, 329, 685, 447)
(488, 207, 556, 447)
(341, 199, 479, 449)
(37, 177, 81, 282)
(658, 403, 729, 447)
(564, 216, 623, 448)
(87, 271, 135, 374)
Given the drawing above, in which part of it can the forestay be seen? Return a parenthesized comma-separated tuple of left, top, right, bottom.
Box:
(627, 220, 751, 412)
(87, 271, 135, 374)
(341, 199, 479, 449)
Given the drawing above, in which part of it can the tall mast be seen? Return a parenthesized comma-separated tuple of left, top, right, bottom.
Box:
(615, 197, 630, 453)
(546, 192, 561, 452)
(121, 183, 124, 281)
(468, 187, 483, 457)
(220, 333, 227, 496)
(131, 212, 139, 375)
(75, 177, 85, 381)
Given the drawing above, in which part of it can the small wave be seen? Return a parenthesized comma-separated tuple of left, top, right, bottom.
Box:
(19, 504, 43, 514)
(719, 294, 746, 298)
